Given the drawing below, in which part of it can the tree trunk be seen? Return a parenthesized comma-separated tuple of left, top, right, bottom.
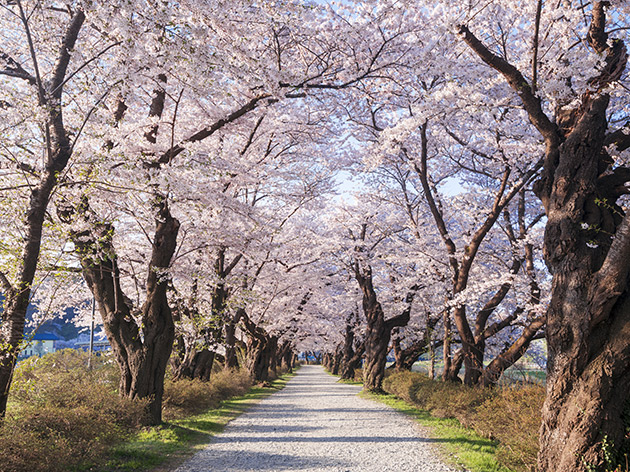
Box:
(246, 335, 268, 382)
(223, 312, 242, 370)
(444, 349, 464, 383)
(341, 341, 364, 380)
(66, 199, 179, 425)
(172, 348, 215, 381)
(331, 344, 343, 375)
(267, 335, 278, 378)
(241, 309, 274, 383)
(357, 268, 415, 392)
(460, 9, 630, 469)
(442, 307, 453, 381)
(339, 322, 355, 379)
(322, 352, 331, 370)
(279, 342, 294, 373)
(0, 10, 86, 419)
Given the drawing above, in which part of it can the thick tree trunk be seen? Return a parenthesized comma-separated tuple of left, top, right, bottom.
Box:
(172, 348, 215, 381)
(246, 336, 268, 382)
(341, 341, 364, 380)
(267, 335, 279, 378)
(358, 270, 414, 392)
(331, 344, 343, 375)
(67, 199, 179, 425)
(538, 96, 630, 470)
(241, 310, 274, 383)
(279, 342, 294, 373)
(460, 9, 630, 469)
(339, 322, 356, 379)
(322, 352, 331, 370)
(223, 312, 242, 370)
(0, 10, 85, 419)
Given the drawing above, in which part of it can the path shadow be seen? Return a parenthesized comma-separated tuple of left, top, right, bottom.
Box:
(178, 449, 351, 471)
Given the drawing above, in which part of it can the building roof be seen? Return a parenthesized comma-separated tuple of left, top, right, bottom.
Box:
(27, 332, 61, 341)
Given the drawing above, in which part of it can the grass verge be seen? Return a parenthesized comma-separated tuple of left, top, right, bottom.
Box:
(361, 391, 511, 472)
(95, 372, 296, 472)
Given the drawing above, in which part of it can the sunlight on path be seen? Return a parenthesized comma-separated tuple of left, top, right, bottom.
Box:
(175, 365, 455, 472)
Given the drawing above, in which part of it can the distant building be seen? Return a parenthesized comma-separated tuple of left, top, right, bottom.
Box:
(20, 332, 60, 358)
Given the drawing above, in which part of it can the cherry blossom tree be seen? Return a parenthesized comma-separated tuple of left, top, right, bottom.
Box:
(452, 0, 629, 468)
(0, 0, 121, 418)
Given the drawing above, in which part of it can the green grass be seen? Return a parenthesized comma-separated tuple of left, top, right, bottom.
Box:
(93, 373, 296, 472)
(361, 391, 512, 472)
(336, 377, 363, 385)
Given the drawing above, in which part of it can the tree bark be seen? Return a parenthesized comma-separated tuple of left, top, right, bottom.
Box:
(355, 264, 416, 391)
(64, 199, 179, 425)
(223, 310, 243, 370)
(460, 7, 630, 468)
(331, 343, 343, 375)
(341, 341, 364, 380)
(339, 321, 356, 379)
(241, 309, 275, 383)
(172, 348, 215, 381)
(279, 341, 294, 373)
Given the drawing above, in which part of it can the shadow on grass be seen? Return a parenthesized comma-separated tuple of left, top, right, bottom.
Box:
(362, 391, 510, 472)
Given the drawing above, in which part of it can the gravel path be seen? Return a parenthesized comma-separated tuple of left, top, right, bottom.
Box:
(175, 365, 456, 472)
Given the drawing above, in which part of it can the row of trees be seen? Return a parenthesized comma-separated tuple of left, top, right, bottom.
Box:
(1, 1, 628, 471)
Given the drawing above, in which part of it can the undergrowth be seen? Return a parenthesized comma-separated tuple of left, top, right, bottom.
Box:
(382, 371, 545, 472)
(1, 349, 290, 472)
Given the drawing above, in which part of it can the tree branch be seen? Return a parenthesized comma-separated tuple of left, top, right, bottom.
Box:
(155, 94, 271, 166)
(604, 122, 630, 153)
(0, 270, 13, 295)
(457, 24, 558, 144)
(0, 50, 36, 85)
(50, 8, 86, 99)
(587, 1, 610, 53)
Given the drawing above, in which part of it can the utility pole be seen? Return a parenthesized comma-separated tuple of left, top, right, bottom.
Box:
(87, 297, 95, 370)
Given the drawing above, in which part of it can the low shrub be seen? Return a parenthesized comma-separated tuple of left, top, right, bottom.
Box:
(162, 367, 251, 419)
(383, 371, 545, 472)
(2, 350, 148, 472)
(3, 349, 259, 471)
(473, 384, 544, 470)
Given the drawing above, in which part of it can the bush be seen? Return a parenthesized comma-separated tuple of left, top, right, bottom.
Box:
(163, 368, 251, 419)
(3, 350, 257, 471)
(473, 384, 544, 470)
(2, 350, 148, 472)
(383, 371, 545, 472)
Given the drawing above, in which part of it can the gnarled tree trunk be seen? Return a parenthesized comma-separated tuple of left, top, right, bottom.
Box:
(173, 348, 215, 381)
(461, 6, 630, 468)
(354, 262, 416, 392)
(65, 199, 179, 425)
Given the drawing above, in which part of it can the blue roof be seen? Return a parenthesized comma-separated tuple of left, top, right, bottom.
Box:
(29, 332, 60, 341)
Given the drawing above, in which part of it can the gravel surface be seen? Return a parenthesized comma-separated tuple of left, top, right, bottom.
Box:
(175, 365, 457, 472)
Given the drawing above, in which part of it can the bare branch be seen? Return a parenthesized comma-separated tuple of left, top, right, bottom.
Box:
(155, 94, 271, 166)
(0, 270, 13, 294)
(531, 0, 543, 94)
(0, 50, 36, 84)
